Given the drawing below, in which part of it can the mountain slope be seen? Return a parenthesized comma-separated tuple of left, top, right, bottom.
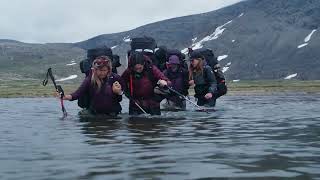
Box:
(0, 41, 85, 81)
(1, 0, 319, 81)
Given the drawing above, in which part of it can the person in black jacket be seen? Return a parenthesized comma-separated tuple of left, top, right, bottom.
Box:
(188, 51, 218, 107)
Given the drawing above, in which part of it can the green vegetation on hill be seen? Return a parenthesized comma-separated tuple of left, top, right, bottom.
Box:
(227, 80, 320, 94)
(1, 79, 319, 98)
(0, 80, 78, 98)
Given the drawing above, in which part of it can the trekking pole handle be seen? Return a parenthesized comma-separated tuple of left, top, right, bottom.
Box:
(56, 85, 65, 98)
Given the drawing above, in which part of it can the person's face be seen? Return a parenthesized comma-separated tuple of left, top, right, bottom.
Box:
(191, 58, 200, 67)
(134, 64, 144, 73)
(95, 66, 109, 79)
(169, 64, 179, 72)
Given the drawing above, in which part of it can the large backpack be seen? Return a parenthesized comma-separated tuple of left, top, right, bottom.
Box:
(80, 46, 119, 76)
(166, 49, 188, 69)
(129, 36, 161, 70)
(154, 46, 168, 71)
(192, 48, 225, 82)
(130, 36, 157, 52)
(193, 48, 218, 68)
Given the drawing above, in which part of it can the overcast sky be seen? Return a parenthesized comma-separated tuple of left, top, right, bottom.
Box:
(0, 0, 242, 43)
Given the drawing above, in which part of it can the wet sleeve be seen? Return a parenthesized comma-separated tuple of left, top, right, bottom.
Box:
(152, 65, 170, 84)
(113, 75, 125, 102)
(204, 66, 217, 94)
(70, 76, 91, 101)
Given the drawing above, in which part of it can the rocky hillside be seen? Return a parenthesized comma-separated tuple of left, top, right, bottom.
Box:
(0, 40, 85, 81)
(1, 0, 319, 81)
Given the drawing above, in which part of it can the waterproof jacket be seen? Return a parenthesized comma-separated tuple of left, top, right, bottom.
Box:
(192, 65, 217, 98)
(121, 63, 169, 112)
(71, 73, 124, 114)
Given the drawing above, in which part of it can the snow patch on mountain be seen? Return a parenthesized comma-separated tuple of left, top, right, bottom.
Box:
(222, 62, 232, 73)
(181, 17, 237, 53)
(217, 55, 228, 61)
(297, 43, 308, 49)
(111, 45, 118, 49)
(304, 29, 317, 42)
(297, 29, 317, 49)
(66, 63, 76, 66)
(181, 48, 188, 54)
(222, 67, 230, 73)
(284, 73, 297, 80)
(123, 36, 131, 42)
(189, 20, 233, 50)
(56, 75, 78, 82)
(66, 59, 76, 66)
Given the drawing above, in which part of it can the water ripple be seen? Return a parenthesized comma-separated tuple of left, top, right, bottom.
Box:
(0, 95, 319, 179)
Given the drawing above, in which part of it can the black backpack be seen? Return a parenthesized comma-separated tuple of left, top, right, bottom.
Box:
(129, 36, 161, 70)
(166, 49, 188, 69)
(80, 46, 113, 74)
(87, 47, 113, 60)
(154, 46, 168, 71)
(130, 36, 157, 52)
(194, 48, 226, 82)
(193, 48, 218, 68)
(79, 46, 115, 76)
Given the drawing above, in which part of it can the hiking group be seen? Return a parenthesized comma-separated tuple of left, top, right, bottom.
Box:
(57, 36, 227, 116)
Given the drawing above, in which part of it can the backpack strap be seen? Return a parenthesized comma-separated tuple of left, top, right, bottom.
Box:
(146, 65, 157, 87)
(203, 66, 218, 94)
(213, 64, 226, 83)
(203, 66, 210, 83)
(130, 74, 133, 97)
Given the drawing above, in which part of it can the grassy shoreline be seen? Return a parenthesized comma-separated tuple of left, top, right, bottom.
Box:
(0, 79, 319, 98)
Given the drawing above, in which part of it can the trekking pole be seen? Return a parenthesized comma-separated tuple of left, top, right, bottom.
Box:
(129, 75, 148, 114)
(126, 96, 148, 114)
(165, 86, 209, 113)
(134, 100, 148, 114)
(43, 68, 68, 118)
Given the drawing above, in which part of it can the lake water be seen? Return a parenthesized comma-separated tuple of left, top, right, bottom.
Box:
(0, 94, 319, 179)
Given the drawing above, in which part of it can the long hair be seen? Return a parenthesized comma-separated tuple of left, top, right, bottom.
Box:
(188, 58, 204, 80)
(91, 56, 112, 91)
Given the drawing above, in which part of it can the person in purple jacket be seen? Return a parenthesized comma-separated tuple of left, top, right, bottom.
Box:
(121, 51, 170, 115)
(61, 56, 124, 116)
(163, 55, 189, 110)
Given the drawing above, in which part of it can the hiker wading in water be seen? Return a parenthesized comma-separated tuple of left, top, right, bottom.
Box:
(57, 56, 124, 116)
(121, 51, 170, 115)
(188, 51, 218, 107)
(163, 55, 189, 110)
